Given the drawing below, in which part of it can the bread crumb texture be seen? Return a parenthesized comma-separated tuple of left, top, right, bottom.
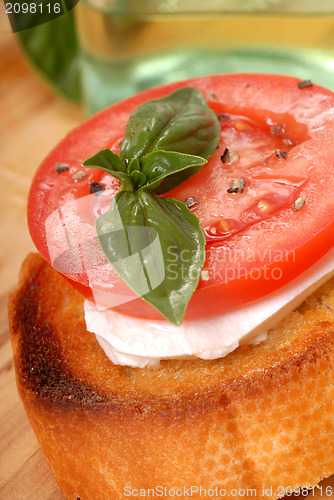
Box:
(8, 253, 334, 500)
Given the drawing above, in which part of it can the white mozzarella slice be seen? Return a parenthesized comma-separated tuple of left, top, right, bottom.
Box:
(84, 248, 334, 368)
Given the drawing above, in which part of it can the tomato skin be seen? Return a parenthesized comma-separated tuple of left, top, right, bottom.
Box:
(28, 74, 334, 321)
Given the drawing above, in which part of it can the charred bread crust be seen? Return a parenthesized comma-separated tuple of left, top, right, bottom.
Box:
(8, 253, 334, 499)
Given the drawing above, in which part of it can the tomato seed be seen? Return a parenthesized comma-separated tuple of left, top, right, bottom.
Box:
(218, 220, 232, 233)
(184, 196, 199, 208)
(228, 151, 240, 163)
(257, 200, 273, 214)
(221, 149, 239, 164)
(72, 171, 88, 181)
(200, 270, 210, 281)
(55, 163, 69, 174)
(235, 121, 249, 131)
(270, 125, 282, 135)
(292, 197, 306, 211)
(227, 177, 246, 193)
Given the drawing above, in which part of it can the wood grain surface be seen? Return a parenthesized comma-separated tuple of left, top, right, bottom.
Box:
(0, 10, 82, 499)
(1, 8, 334, 500)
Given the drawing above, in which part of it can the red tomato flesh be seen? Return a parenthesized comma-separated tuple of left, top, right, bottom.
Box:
(28, 74, 334, 321)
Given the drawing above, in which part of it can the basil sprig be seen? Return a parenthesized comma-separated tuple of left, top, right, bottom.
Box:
(83, 148, 207, 193)
(83, 87, 220, 325)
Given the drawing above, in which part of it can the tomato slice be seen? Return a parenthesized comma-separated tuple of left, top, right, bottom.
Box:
(28, 74, 334, 321)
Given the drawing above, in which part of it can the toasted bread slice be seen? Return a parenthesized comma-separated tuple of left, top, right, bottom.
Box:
(8, 253, 334, 499)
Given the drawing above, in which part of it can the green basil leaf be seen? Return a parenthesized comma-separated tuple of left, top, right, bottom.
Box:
(127, 158, 141, 174)
(82, 149, 133, 190)
(17, 12, 81, 104)
(130, 170, 146, 189)
(83, 148, 126, 173)
(139, 150, 206, 194)
(95, 190, 205, 325)
(120, 87, 220, 164)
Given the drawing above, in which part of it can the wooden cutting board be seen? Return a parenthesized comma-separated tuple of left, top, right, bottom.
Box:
(1, 13, 334, 500)
(0, 15, 83, 498)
